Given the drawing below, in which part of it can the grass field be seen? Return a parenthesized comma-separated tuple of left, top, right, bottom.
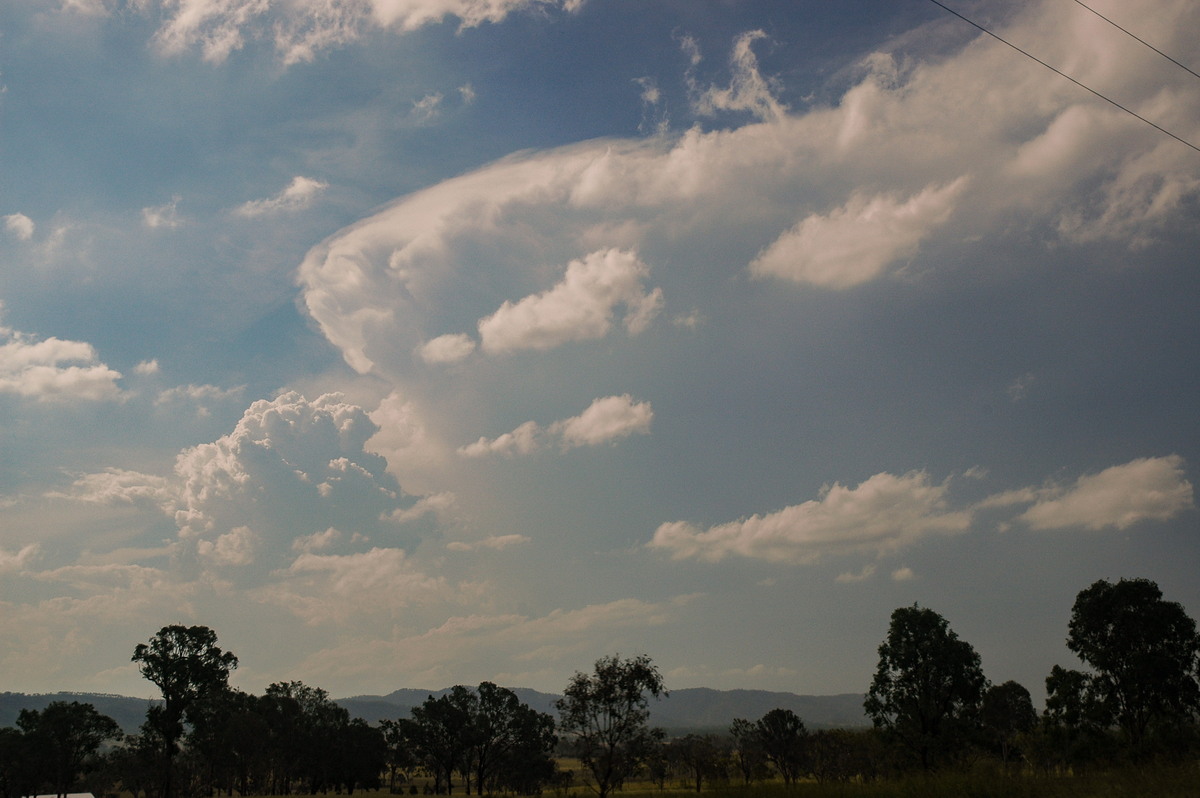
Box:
(336, 762, 1200, 798)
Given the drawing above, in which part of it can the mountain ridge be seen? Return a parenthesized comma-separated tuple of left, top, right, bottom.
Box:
(2, 687, 868, 734)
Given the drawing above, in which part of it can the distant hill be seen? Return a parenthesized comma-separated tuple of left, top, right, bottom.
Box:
(338, 686, 868, 731)
(0, 692, 155, 734)
(3, 687, 868, 735)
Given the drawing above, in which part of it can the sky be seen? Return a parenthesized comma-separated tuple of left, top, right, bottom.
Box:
(1, 0, 1198, 704)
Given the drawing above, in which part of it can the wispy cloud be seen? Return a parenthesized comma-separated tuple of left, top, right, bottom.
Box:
(235, 176, 328, 217)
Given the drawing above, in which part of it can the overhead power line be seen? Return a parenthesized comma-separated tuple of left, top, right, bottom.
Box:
(1071, 0, 1200, 83)
(926, 0, 1200, 155)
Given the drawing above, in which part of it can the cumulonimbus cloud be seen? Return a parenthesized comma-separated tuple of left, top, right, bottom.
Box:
(299, 1, 1200, 381)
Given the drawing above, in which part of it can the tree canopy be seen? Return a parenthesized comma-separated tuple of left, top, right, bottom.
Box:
(556, 654, 666, 798)
(864, 605, 987, 770)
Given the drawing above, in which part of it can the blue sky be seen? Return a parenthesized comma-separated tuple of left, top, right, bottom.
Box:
(1, 0, 1198, 702)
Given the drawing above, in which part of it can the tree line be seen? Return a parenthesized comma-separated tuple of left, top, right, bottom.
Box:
(2, 576, 1197, 797)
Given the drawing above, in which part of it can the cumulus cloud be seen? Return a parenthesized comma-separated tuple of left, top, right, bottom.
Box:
(49, 468, 175, 511)
(652, 456, 1194, 568)
(552, 393, 653, 448)
(459, 394, 652, 457)
(3, 213, 35, 241)
(56, 392, 421, 582)
(750, 179, 968, 288)
(650, 470, 970, 565)
(417, 333, 476, 364)
(0, 323, 123, 402)
(235, 176, 328, 217)
(478, 249, 662, 353)
(134, 359, 160, 375)
(1017, 455, 1194, 531)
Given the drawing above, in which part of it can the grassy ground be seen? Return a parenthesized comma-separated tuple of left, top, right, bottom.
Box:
(609, 766, 1200, 798)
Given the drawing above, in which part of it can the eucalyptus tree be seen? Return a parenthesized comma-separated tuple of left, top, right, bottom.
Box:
(555, 654, 666, 798)
(1065, 577, 1200, 752)
(132, 625, 238, 798)
(16, 701, 121, 797)
(864, 605, 987, 770)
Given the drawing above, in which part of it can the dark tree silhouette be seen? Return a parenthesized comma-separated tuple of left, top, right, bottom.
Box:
(16, 701, 121, 798)
(864, 605, 987, 770)
(1065, 577, 1200, 752)
(555, 654, 666, 798)
(981, 681, 1036, 767)
(728, 718, 767, 784)
(753, 708, 808, 784)
(132, 625, 238, 798)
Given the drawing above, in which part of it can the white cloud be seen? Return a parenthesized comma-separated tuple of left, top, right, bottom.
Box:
(750, 179, 968, 288)
(235, 176, 328, 217)
(891, 566, 915, 581)
(366, 391, 455, 496)
(297, 2, 1200, 379)
(459, 394, 652, 457)
(477, 248, 662, 353)
(411, 92, 443, 123)
(458, 420, 541, 459)
(155, 383, 245, 405)
(142, 196, 182, 228)
(196, 525, 257, 566)
(551, 393, 653, 448)
(3, 213, 35, 241)
(134, 359, 160, 375)
(650, 470, 970, 565)
(693, 30, 786, 123)
(0, 324, 123, 402)
(49, 468, 175, 510)
(1018, 455, 1194, 531)
(386, 491, 456, 524)
(0, 544, 39, 572)
(446, 534, 530, 552)
(143, 0, 574, 64)
(417, 333, 476, 364)
(292, 527, 343, 553)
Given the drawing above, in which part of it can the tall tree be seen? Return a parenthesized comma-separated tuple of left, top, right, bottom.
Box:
(555, 654, 666, 798)
(1065, 577, 1200, 752)
(409, 687, 475, 795)
(132, 624, 239, 798)
(864, 605, 987, 770)
(727, 718, 767, 784)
